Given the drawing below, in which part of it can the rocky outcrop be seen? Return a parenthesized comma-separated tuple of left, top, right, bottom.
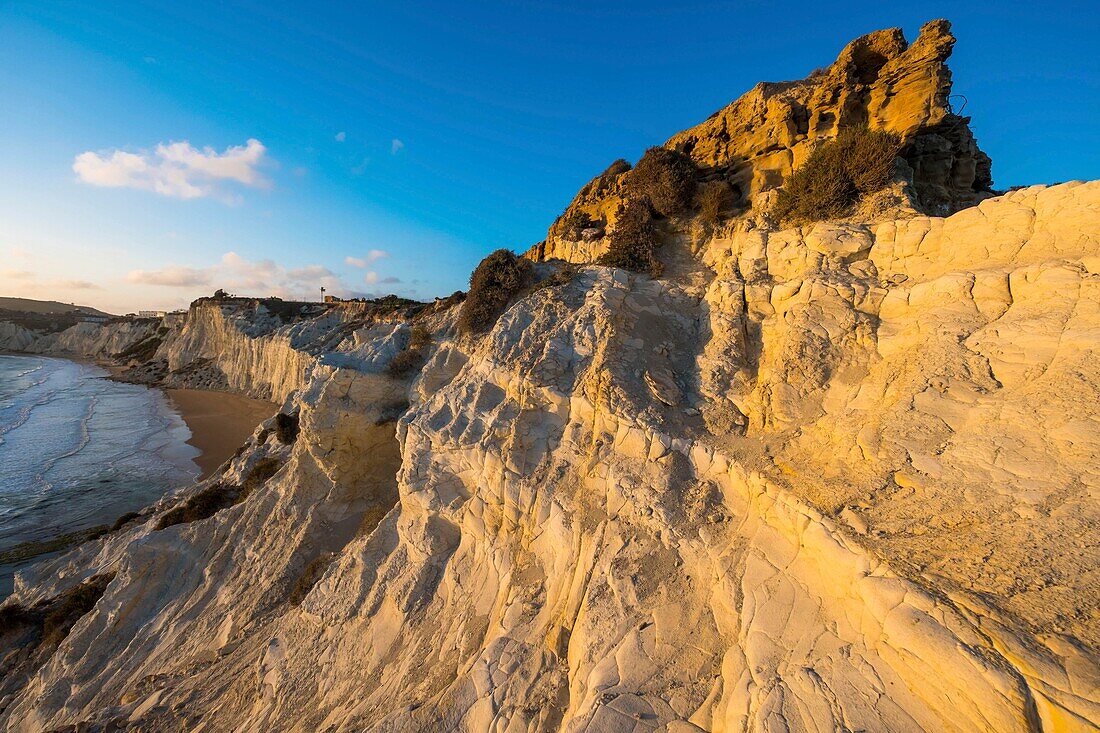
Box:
(668, 20, 990, 212)
(1, 182, 1097, 731)
(534, 20, 993, 265)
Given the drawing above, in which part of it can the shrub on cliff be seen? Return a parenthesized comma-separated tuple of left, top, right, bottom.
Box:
(597, 199, 662, 276)
(772, 128, 902, 224)
(459, 249, 534, 334)
(387, 324, 432, 378)
(555, 208, 595, 240)
(155, 483, 236, 529)
(622, 147, 698, 217)
(274, 412, 300, 444)
(697, 180, 737, 223)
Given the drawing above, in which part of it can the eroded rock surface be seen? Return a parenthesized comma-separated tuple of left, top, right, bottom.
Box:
(533, 20, 993, 265)
(1, 182, 1098, 731)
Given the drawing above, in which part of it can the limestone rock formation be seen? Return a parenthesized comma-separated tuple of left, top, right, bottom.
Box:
(0, 182, 1098, 731)
(1, 22, 1098, 733)
(534, 20, 993, 265)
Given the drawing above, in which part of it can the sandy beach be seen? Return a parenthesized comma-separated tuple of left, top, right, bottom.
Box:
(166, 389, 277, 477)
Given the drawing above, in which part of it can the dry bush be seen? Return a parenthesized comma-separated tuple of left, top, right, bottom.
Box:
(0, 573, 114, 645)
(697, 180, 736, 223)
(772, 128, 901, 224)
(274, 412, 300, 444)
(155, 483, 237, 529)
(622, 147, 698, 217)
(288, 552, 335, 606)
(155, 457, 283, 530)
(387, 324, 432, 378)
(114, 335, 161, 363)
(532, 263, 580, 292)
(239, 456, 282, 499)
(597, 199, 663, 276)
(459, 249, 534, 334)
(555, 209, 595, 240)
(584, 158, 632, 199)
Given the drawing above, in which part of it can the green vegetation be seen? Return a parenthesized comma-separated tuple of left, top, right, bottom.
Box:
(459, 249, 535, 334)
(114, 335, 162, 363)
(0, 525, 110, 565)
(622, 147, 698, 217)
(388, 324, 432, 378)
(110, 512, 143, 531)
(154, 483, 237, 530)
(533, 263, 581, 292)
(771, 128, 901, 224)
(597, 199, 663, 276)
(274, 412, 300, 444)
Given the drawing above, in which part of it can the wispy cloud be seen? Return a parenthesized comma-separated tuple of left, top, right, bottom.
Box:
(345, 250, 388, 268)
(363, 271, 402, 286)
(391, 138, 404, 155)
(1, 271, 102, 290)
(127, 265, 211, 287)
(335, 131, 346, 142)
(351, 157, 371, 175)
(54, 279, 102, 290)
(73, 139, 269, 202)
(127, 252, 345, 301)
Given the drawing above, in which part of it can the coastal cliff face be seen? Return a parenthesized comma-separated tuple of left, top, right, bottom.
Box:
(1, 181, 1097, 732)
(2, 22, 1099, 733)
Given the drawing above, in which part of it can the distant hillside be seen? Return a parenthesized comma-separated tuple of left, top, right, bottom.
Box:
(0, 297, 113, 318)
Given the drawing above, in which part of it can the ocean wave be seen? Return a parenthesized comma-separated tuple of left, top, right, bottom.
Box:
(0, 355, 198, 553)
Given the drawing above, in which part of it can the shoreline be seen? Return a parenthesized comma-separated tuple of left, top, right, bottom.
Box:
(0, 353, 276, 592)
(1, 350, 277, 479)
(164, 389, 277, 478)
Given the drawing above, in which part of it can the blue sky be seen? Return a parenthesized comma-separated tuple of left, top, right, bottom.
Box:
(1, 1, 1097, 313)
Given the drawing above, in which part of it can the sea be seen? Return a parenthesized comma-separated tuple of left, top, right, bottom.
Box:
(0, 354, 200, 596)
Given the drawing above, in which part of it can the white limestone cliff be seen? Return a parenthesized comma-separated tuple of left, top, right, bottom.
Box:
(0, 182, 1097, 731)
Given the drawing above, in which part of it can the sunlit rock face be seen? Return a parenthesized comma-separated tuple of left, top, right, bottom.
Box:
(0, 180, 1097, 731)
(532, 20, 993, 266)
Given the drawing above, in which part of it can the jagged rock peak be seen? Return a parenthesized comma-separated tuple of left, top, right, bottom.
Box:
(532, 20, 993, 263)
(667, 19, 990, 213)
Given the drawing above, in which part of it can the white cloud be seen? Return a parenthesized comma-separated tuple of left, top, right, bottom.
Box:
(53, 279, 102, 290)
(391, 138, 404, 154)
(126, 252, 346, 301)
(2, 269, 35, 280)
(73, 138, 269, 202)
(127, 265, 212, 287)
(345, 250, 388, 268)
(335, 131, 346, 142)
(364, 271, 380, 285)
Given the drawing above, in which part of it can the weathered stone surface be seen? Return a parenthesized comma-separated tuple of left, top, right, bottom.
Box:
(1, 182, 1097, 731)
(534, 20, 993, 265)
